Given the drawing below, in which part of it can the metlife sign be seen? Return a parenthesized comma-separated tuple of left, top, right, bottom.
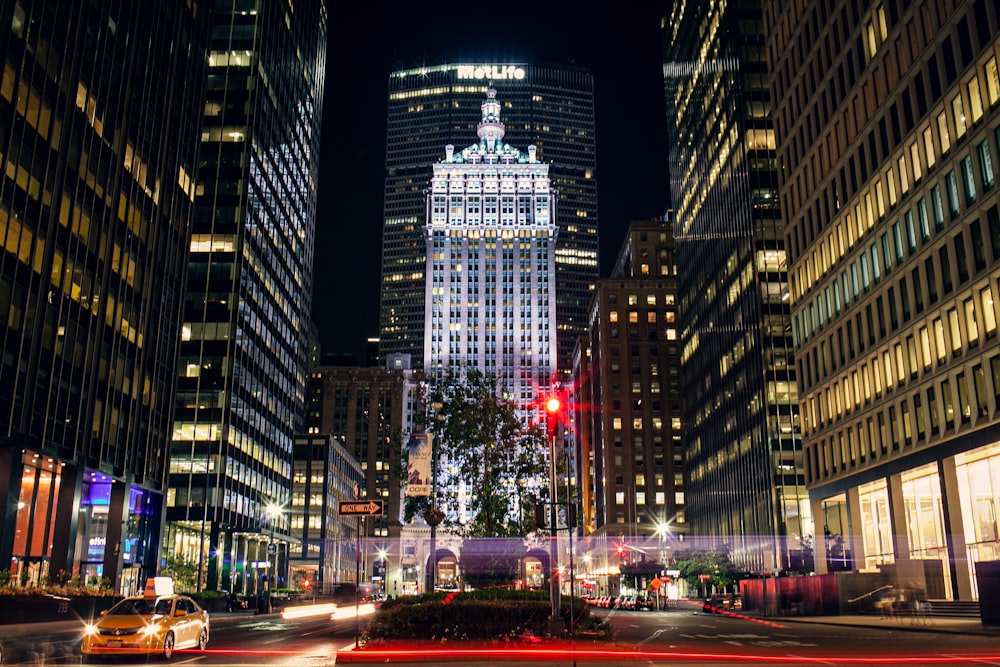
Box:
(456, 65, 526, 81)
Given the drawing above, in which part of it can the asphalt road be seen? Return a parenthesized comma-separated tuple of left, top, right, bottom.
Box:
(2, 604, 999, 666)
(0, 607, 362, 665)
(597, 606, 1000, 665)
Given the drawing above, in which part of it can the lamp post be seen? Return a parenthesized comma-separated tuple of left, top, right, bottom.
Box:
(264, 501, 285, 614)
(428, 399, 445, 594)
(545, 395, 561, 627)
(376, 547, 389, 598)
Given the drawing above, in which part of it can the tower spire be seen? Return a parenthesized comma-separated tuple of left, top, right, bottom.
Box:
(476, 82, 505, 152)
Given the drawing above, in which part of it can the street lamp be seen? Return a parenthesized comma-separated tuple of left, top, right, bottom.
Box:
(376, 547, 389, 597)
(264, 501, 286, 613)
(427, 399, 445, 593)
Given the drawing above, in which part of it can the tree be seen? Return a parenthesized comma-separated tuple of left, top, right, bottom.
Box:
(419, 369, 548, 538)
(161, 555, 200, 592)
(673, 546, 742, 594)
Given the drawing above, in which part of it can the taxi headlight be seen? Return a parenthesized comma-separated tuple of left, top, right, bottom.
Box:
(83, 624, 98, 636)
(140, 623, 161, 637)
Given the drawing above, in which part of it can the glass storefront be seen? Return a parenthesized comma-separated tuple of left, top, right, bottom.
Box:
(10, 452, 62, 585)
(858, 479, 893, 570)
(900, 463, 952, 599)
(956, 441, 1000, 598)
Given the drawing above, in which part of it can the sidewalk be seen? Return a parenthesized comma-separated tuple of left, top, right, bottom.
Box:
(759, 612, 1000, 636)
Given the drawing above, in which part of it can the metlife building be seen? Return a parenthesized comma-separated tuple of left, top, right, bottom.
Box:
(378, 62, 598, 377)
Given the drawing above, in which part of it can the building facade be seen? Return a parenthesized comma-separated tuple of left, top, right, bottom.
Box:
(289, 434, 363, 595)
(0, 0, 207, 593)
(423, 85, 559, 412)
(663, 2, 810, 572)
(379, 62, 598, 376)
(764, 0, 1000, 600)
(164, 0, 327, 592)
(305, 357, 418, 538)
(576, 219, 687, 540)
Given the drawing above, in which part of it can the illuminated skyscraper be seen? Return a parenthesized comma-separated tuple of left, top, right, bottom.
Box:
(424, 85, 558, 408)
(423, 85, 557, 526)
(663, 2, 810, 572)
(379, 62, 598, 376)
(765, 0, 1000, 600)
(0, 0, 207, 593)
(164, 0, 326, 592)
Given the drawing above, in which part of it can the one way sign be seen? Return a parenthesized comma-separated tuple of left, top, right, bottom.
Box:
(338, 499, 385, 516)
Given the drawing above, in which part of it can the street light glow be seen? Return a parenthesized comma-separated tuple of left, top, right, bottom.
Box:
(545, 397, 561, 413)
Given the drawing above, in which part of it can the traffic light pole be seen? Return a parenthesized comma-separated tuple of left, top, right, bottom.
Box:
(547, 410, 561, 629)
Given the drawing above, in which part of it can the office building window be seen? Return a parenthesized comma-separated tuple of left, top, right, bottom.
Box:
(961, 156, 976, 204)
(982, 286, 998, 338)
(945, 170, 960, 218)
(951, 95, 966, 140)
(973, 364, 989, 418)
(968, 77, 984, 124)
(979, 140, 994, 190)
(986, 57, 1000, 106)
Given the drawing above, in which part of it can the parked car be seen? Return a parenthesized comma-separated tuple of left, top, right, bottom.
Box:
(81, 579, 209, 660)
(225, 593, 249, 612)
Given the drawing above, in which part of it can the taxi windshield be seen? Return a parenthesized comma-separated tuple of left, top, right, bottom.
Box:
(107, 598, 172, 616)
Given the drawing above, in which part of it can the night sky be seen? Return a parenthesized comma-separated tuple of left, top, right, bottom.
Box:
(314, 3, 671, 360)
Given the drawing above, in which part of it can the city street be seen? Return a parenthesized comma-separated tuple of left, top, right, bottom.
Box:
(5, 602, 998, 666)
(0, 607, 363, 665)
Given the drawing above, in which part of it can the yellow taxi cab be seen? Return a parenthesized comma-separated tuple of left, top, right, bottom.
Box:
(81, 577, 209, 660)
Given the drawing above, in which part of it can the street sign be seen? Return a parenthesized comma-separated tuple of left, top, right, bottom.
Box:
(338, 499, 385, 516)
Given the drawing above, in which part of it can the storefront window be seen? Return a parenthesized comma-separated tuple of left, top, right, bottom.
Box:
(901, 464, 952, 598)
(10, 452, 62, 586)
(858, 479, 894, 570)
(956, 442, 1000, 599)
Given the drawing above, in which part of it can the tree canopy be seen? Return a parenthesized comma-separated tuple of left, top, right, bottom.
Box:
(407, 369, 549, 538)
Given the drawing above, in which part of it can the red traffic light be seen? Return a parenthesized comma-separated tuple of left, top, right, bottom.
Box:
(545, 397, 561, 413)
(302, 579, 311, 588)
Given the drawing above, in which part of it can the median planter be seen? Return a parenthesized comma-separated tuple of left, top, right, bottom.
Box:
(0, 594, 120, 625)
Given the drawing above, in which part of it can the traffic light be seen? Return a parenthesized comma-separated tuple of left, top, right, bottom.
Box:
(302, 579, 311, 590)
(545, 394, 561, 437)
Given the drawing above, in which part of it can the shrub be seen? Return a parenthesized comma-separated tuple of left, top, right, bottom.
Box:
(363, 590, 611, 645)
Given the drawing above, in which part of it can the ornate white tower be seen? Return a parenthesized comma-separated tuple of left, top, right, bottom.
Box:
(424, 85, 558, 413)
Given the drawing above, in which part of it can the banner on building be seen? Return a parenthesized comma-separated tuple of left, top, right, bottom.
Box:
(405, 432, 432, 497)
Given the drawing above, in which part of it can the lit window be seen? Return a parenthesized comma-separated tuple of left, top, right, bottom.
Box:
(965, 298, 979, 346)
(968, 77, 984, 124)
(981, 286, 997, 336)
(937, 112, 951, 153)
(986, 57, 1000, 106)
(952, 95, 966, 139)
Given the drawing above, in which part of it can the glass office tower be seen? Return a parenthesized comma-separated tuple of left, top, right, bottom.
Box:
(663, 2, 811, 572)
(164, 0, 326, 591)
(765, 0, 1000, 600)
(0, 0, 207, 593)
(380, 62, 598, 376)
